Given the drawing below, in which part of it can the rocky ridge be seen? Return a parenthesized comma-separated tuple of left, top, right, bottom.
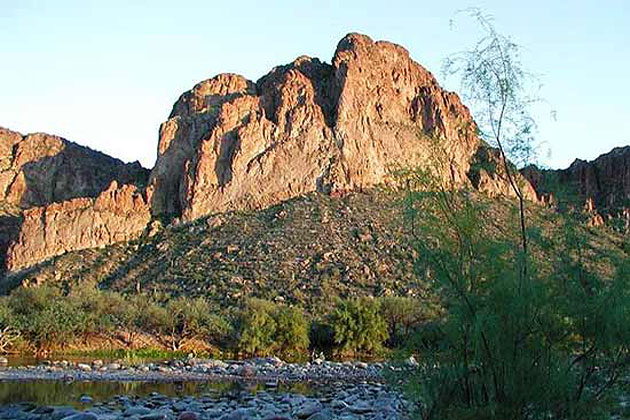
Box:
(0, 127, 147, 209)
(149, 33, 483, 222)
(522, 146, 630, 230)
(0, 127, 149, 274)
(3, 33, 539, 273)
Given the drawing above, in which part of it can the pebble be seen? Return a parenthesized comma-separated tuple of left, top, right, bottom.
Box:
(60, 413, 98, 420)
(79, 395, 93, 404)
(124, 406, 152, 416)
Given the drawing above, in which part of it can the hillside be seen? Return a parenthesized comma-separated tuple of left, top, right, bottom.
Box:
(4, 188, 627, 315)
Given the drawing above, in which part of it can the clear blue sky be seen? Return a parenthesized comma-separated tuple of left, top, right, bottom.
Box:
(1, 0, 628, 169)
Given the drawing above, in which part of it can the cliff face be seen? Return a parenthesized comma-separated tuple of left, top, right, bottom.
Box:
(0, 127, 148, 208)
(6, 182, 151, 272)
(468, 143, 538, 201)
(522, 146, 630, 230)
(0, 127, 150, 273)
(149, 33, 483, 222)
(4, 33, 538, 273)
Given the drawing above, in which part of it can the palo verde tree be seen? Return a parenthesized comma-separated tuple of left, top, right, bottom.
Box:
(399, 9, 630, 420)
(443, 8, 539, 257)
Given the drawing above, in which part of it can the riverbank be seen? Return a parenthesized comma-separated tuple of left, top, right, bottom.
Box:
(0, 380, 408, 420)
(0, 358, 411, 420)
(0, 357, 399, 384)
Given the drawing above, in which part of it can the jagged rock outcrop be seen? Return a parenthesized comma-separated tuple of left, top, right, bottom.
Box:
(0, 127, 149, 273)
(522, 146, 630, 230)
(468, 143, 538, 201)
(150, 33, 486, 222)
(6, 181, 151, 272)
(0, 127, 149, 208)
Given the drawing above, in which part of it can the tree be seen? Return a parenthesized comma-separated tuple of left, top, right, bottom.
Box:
(398, 10, 630, 419)
(443, 8, 538, 258)
(160, 297, 228, 351)
(402, 176, 629, 419)
(329, 298, 388, 356)
(379, 296, 440, 348)
(238, 299, 277, 356)
(273, 305, 310, 357)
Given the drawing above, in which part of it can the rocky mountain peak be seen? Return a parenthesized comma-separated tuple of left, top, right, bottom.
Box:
(3, 33, 541, 273)
(148, 32, 489, 223)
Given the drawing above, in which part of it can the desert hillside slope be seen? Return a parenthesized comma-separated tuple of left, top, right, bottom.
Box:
(4, 188, 627, 312)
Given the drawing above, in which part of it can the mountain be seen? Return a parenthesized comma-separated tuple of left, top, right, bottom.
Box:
(149, 33, 484, 221)
(2, 33, 535, 274)
(4, 33, 626, 277)
(522, 146, 630, 230)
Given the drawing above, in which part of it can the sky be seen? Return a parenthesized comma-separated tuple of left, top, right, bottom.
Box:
(1, 0, 628, 169)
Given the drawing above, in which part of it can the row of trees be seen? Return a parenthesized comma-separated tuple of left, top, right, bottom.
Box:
(0, 287, 438, 359)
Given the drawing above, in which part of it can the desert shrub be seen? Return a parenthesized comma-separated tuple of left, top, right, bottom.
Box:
(238, 299, 310, 357)
(0, 299, 20, 354)
(160, 296, 230, 350)
(67, 287, 126, 336)
(328, 298, 388, 356)
(7, 286, 85, 352)
(379, 296, 440, 348)
(273, 305, 310, 357)
(130, 295, 170, 336)
(238, 299, 277, 356)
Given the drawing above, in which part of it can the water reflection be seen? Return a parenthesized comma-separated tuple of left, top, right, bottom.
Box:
(0, 380, 312, 406)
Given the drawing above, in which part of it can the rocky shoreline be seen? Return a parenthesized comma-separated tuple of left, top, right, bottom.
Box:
(0, 358, 412, 420)
(0, 357, 398, 384)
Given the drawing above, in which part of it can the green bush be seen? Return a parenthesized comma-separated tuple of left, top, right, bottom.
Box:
(0, 299, 20, 353)
(238, 299, 277, 356)
(160, 296, 230, 350)
(379, 296, 440, 348)
(7, 286, 85, 352)
(328, 298, 388, 356)
(67, 287, 126, 336)
(238, 299, 310, 357)
(273, 305, 309, 357)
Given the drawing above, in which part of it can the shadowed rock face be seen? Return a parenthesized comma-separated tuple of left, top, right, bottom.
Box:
(522, 146, 630, 230)
(149, 33, 484, 222)
(0, 127, 148, 208)
(0, 127, 150, 274)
